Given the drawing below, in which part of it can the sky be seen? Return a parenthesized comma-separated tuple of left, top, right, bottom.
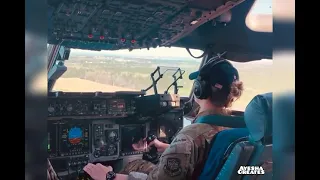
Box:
(71, 0, 272, 58)
(250, 0, 272, 15)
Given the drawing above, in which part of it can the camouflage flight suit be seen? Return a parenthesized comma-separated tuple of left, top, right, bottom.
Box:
(127, 110, 228, 180)
(119, 159, 156, 175)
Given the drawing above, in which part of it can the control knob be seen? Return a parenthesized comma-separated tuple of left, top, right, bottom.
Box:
(67, 105, 73, 111)
(93, 150, 101, 158)
(48, 106, 55, 113)
(107, 144, 117, 155)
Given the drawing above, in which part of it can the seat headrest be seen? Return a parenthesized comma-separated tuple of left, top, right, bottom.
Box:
(244, 93, 272, 143)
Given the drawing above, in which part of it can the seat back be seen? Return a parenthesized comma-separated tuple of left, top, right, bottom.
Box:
(217, 93, 273, 180)
(198, 128, 250, 180)
(242, 93, 272, 180)
(197, 93, 272, 180)
(242, 144, 272, 180)
(273, 92, 294, 180)
(195, 114, 249, 180)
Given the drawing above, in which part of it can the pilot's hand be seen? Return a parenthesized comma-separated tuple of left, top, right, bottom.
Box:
(132, 139, 147, 151)
(83, 163, 112, 180)
(147, 138, 169, 153)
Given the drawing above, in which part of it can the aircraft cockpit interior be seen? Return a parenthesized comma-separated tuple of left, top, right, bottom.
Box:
(48, 91, 184, 179)
(46, 0, 274, 179)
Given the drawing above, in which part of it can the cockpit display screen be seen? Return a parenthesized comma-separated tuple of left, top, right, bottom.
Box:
(120, 124, 146, 156)
(159, 126, 167, 138)
(68, 127, 83, 144)
(108, 99, 126, 113)
(59, 121, 90, 156)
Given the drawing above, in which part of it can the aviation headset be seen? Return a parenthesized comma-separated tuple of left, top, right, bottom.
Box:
(193, 57, 233, 99)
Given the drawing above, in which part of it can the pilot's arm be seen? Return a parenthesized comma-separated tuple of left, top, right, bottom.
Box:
(84, 134, 196, 180)
(127, 133, 195, 180)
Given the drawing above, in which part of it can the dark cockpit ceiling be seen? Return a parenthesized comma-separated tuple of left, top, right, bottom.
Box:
(47, 0, 272, 62)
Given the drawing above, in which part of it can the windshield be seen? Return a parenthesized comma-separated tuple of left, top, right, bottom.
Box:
(53, 47, 272, 110)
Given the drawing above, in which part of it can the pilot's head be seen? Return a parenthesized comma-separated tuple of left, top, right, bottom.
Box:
(189, 59, 243, 111)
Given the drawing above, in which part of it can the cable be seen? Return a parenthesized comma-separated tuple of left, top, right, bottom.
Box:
(186, 48, 206, 59)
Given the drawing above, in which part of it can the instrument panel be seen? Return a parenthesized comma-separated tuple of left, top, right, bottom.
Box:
(91, 120, 120, 162)
(48, 120, 148, 159)
(48, 91, 182, 179)
(48, 91, 140, 118)
(48, 99, 107, 116)
(107, 98, 136, 116)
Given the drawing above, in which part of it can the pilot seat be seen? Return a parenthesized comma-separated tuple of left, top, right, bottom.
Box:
(197, 93, 272, 180)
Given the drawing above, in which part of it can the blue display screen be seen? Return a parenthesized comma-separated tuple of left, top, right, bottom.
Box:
(68, 127, 83, 144)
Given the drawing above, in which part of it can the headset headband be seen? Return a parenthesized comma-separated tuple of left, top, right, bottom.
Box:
(199, 58, 230, 78)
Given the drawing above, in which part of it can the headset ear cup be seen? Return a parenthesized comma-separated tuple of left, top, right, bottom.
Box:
(193, 58, 231, 100)
(194, 79, 210, 99)
(193, 80, 202, 99)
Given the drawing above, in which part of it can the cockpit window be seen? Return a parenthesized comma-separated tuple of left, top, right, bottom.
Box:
(53, 48, 272, 111)
(53, 47, 203, 97)
(231, 60, 272, 110)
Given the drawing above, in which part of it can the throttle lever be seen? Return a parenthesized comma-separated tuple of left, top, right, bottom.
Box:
(146, 134, 157, 153)
(146, 134, 156, 144)
(142, 134, 159, 164)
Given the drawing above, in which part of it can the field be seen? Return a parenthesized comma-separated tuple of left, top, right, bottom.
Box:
(54, 50, 273, 110)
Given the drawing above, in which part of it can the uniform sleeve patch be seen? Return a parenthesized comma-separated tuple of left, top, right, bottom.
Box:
(163, 158, 182, 177)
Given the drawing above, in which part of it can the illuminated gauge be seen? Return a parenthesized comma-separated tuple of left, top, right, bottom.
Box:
(95, 138, 106, 148)
(107, 131, 118, 142)
(75, 100, 89, 115)
(48, 105, 55, 113)
(107, 144, 117, 155)
(160, 101, 168, 107)
(58, 103, 64, 111)
(75, 101, 84, 114)
(101, 102, 106, 108)
(66, 104, 73, 112)
(98, 138, 106, 147)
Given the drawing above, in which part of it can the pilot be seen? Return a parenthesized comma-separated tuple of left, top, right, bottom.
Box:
(84, 58, 244, 180)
